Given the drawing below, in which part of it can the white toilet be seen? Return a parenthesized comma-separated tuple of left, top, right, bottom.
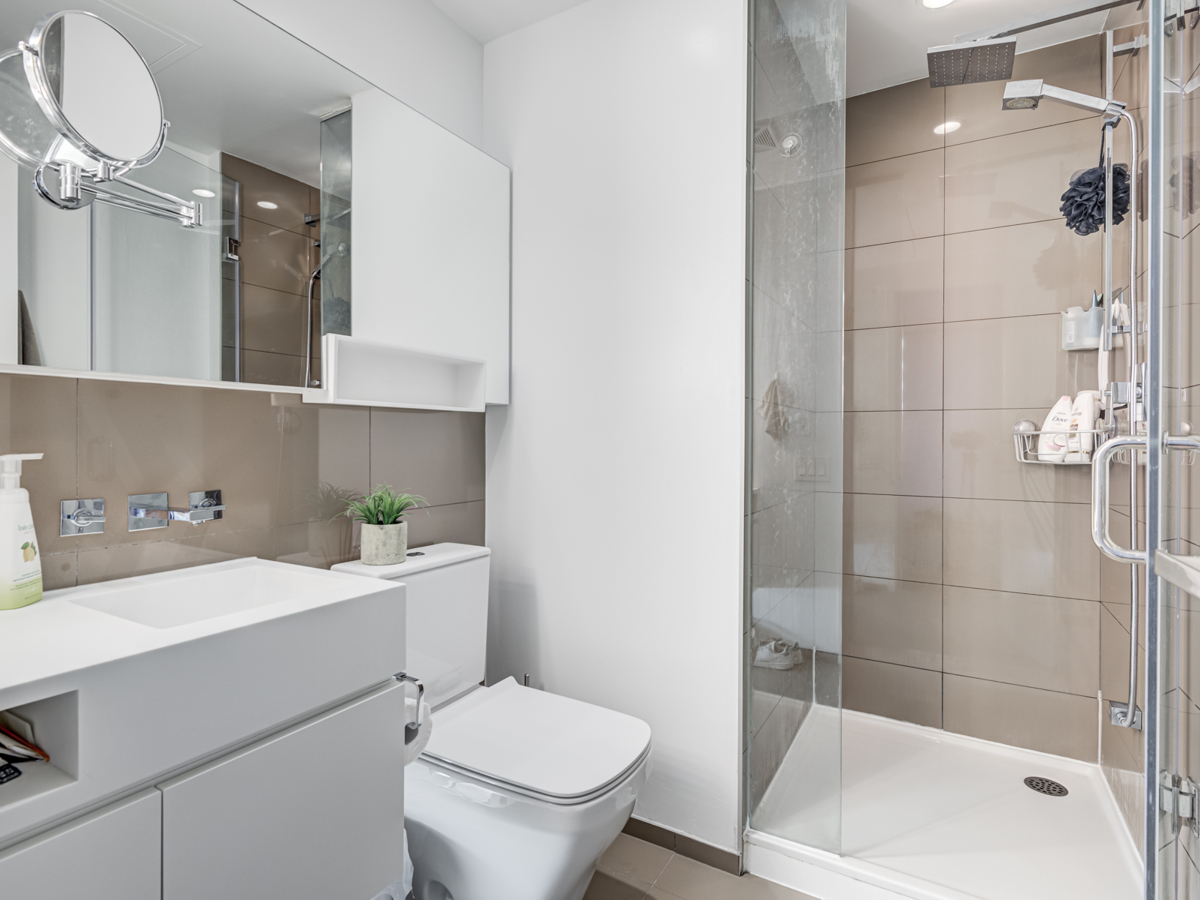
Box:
(333, 544, 652, 900)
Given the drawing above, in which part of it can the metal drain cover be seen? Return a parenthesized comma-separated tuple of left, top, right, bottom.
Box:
(1024, 776, 1068, 797)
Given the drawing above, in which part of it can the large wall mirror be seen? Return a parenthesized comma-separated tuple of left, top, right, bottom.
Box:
(0, 0, 511, 402)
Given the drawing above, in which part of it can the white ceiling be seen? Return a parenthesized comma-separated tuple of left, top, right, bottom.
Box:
(429, 0, 590, 44)
(847, 0, 1123, 97)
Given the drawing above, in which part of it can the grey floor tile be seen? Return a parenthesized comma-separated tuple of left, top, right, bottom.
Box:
(653, 854, 815, 900)
(599, 834, 674, 885)
(585, 866, 652, 900)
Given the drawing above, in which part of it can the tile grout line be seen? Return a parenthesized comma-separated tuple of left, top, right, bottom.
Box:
(941, 84, 947, 730)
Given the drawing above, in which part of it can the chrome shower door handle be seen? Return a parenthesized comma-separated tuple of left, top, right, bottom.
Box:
(1091, 435, 1148, 563)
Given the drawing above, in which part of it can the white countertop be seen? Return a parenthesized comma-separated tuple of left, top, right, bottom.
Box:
(0, 556, 406, 847)
(0, 558, 396, 695)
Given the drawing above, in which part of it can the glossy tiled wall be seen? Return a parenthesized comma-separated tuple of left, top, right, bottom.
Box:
(220, 154, 324, 387)
(0, 373, 484, 588)
(841, 34, 1145, 767)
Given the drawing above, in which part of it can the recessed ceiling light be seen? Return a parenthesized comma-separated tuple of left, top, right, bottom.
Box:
(934, 121, 961, 134)
(922, 0, 957, 7)
(192, 188, 216, 198)
(257, 201, 279, 210)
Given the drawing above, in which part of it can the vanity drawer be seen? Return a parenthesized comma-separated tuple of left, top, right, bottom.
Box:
(0, 788, 160, 900)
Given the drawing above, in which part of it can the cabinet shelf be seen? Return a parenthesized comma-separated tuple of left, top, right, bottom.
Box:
(304, 335, 486, 412)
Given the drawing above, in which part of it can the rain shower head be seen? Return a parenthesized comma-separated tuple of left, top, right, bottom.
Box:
(926, 37, 1016, 88)
(1001, 79, 1125, 116)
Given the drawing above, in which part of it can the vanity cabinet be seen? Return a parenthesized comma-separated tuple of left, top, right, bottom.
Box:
(0, 788, 161, 900)
(161, 682, 406, 900)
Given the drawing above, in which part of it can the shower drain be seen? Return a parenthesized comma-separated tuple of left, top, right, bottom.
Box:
(1024, 776, 1068, 797)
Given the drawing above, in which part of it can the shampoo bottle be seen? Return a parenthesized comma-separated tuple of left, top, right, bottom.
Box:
(1066, 391, 1102, 462)
(1038, 396, 1073, 462)
(0, 453, 43, 610)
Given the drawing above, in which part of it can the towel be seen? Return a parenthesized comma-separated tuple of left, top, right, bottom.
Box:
(757, 376, 788, 440)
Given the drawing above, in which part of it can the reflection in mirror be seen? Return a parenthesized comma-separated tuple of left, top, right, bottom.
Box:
(31, 11, 165, 165)
(0, 0, 372, 387)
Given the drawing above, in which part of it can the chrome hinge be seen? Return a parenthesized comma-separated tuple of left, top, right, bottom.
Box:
(1161, 772, 1200, 837)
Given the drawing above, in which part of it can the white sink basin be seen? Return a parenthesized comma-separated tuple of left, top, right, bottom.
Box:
(68, 563, 358, 629)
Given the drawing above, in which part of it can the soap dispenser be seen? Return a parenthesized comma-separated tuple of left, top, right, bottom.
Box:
(0, 453, 43, 610)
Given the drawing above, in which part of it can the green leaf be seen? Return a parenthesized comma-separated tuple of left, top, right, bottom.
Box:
(19, 542, 29, 549)
(342, 485, 428, 525)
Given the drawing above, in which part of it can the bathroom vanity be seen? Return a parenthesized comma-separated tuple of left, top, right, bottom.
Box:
(0, 559, 407, 900)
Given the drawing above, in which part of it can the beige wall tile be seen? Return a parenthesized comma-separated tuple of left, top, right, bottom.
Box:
(221, 153, 317, 235)
(42, 552, 77, 590)
(844, 411, 941, 497)
(945, 118, 1099, 234)
(943, 497, 1099, 600)
(77, 380, 328, 543)
(369, 409, 485, 506)
(943, 315, 1098, 410)
(846, 324, 943, 412)
(408, 500, 485, 548)
(0, 374, 78, 556)
(241, 348, 308, 388)
(844, 656, 942, 728)
(241, 284, 317, 358)
(944, 220, 1102, 322)
(943, 586, 1099, 696)
(944, 36, 1103, 146)
(844, 493, 941, 583)
(845, 237, 943, 330)
(943, 674, 1098, 761)
(843, 575, 942, 670)
(76, 525, 283, 585)
(847, 79, 945, 168)
(239, 217, 313, 295)
(943, 408, 1091, 503)
(1101, 602, 1146, 708)
(1112, 25, 1149, 112)
(845, 149, 944, 249)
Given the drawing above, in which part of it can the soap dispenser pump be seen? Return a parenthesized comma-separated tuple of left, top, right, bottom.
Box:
(0, 453, 43, 610)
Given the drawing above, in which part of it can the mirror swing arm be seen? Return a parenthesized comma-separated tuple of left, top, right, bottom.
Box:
(0, 12, 200, 229)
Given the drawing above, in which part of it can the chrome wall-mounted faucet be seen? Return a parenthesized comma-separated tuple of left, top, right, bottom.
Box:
(128, 490, 225, 531)
(60, 499, 106, 536)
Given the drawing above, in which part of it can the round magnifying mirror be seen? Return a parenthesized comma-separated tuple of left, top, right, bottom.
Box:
(24, 10, 165, 169)
(0, 48, 61, 168)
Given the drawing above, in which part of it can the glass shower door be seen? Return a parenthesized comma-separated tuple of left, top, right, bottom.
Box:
(1144, 0, 1200, 895)
(746, 0, 846, 854)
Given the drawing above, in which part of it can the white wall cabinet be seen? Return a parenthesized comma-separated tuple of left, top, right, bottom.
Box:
(160, 683, 406, 900)
(0, 788, 161, 900)
(352, 87, 511, 406)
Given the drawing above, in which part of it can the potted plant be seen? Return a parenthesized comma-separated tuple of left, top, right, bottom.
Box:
(344, 485, 427, 566)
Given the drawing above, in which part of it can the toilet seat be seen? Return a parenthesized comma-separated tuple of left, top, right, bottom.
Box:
(421, 677, 652, 806)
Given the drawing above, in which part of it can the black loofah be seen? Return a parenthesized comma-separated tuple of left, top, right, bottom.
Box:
(1060, 162, 1130, 236)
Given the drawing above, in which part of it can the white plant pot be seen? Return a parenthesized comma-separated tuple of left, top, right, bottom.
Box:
(361, 521, 408, 566)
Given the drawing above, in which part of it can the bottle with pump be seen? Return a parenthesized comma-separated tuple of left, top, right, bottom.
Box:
(0, 453, 43, 610)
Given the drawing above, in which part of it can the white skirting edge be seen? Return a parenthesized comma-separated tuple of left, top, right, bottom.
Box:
(743, 830, 984, 900)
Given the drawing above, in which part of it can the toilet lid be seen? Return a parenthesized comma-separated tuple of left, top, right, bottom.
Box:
(422, 677, 652, 801)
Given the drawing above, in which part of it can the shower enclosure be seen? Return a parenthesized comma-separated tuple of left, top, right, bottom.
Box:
(743, 1, 1199, 898)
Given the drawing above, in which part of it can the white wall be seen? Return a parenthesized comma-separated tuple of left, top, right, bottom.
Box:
(237, 0, 485, 146)
(482, 0, 747, 852)
(0, 158, 17, 365)
(17, 177, 90, 371)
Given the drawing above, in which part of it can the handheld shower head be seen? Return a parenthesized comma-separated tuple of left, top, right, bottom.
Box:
(1001, 79, 1125, 116)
